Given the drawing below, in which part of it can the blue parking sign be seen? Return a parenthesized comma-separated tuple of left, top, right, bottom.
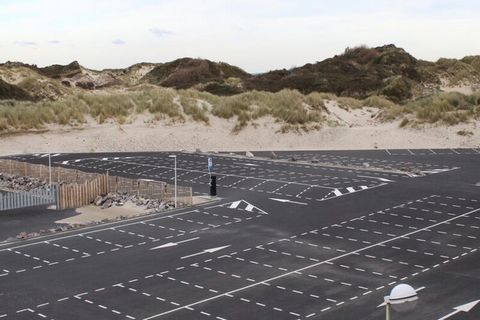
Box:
(208, 157, 213, 172)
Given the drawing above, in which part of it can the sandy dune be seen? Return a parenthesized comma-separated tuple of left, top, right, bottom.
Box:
(0, 109, 478, 156)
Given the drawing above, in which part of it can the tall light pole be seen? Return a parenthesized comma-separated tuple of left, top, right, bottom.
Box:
(169, 155, 177, 208)
(48, 153, 52, 191)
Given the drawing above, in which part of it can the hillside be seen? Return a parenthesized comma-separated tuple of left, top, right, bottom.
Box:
(141, 58, 249, 94)
(245, 45, 480, 102)
(0, 78, 33, 101)
(1, 45, 480, 102)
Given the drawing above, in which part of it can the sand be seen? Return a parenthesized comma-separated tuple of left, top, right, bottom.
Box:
(0, 111, 479, 156)
(56, 203, 146, 225)
(55, 196, 212, 225)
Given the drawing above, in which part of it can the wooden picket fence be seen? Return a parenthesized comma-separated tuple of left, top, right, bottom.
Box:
(0, 159, 99, 184)
(57, 175, 109, 210)
(0, 159, 193, 210)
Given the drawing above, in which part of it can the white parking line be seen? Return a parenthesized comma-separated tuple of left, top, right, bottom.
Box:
(142, 207, 480, 319)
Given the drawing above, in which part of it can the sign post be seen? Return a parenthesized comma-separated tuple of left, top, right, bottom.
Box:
(208, 157, 216, 197)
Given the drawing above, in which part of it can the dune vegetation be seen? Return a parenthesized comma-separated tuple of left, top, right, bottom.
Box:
(380, 92, 480, 125)
(0, 88, 328, 133)
(1, 44, 480, 136)
(1, 87, 479, 134)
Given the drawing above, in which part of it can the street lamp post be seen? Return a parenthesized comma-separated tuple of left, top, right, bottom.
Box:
(48, 153, 52, 190)
(169, 155, 177, 208)
(383, 284, 418, 320)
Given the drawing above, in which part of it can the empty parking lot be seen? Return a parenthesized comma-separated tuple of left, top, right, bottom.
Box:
(1, 149, 479, 320)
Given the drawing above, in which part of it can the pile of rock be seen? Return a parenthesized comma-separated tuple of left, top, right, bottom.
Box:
(93, 192, 175, 211)
(0, 173, 48, 191)
(399, 167, 423, 176)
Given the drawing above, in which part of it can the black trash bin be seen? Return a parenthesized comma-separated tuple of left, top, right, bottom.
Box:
(210, 175, 217, 196)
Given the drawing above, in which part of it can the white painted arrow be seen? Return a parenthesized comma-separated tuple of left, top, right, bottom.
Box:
(181, 245, 230, 259)
(150, 237, 199, 250)
(269, 198, 307, 205)
(438, 299, 480, 320)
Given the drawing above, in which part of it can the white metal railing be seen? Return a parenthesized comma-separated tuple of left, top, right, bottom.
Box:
(0, 187, 57, 211)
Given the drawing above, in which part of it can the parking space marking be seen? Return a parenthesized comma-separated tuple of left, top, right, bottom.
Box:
(0, 200, 268, 277)
(44, 241, 91, 257)
(3, 152, 479, 320)
(140, 205, 480, 319)
(0, 192, 478, 320)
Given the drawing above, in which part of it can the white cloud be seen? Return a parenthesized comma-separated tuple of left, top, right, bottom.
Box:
(14, 41, 37, 46)
(149, 28, 173, 38)
(0, 0, 479, 71)
(112, 39, 127, 45)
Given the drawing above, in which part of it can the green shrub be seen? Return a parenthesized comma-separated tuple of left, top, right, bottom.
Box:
(457, 129, 473, 136)
(399, 118, 409, 127)
(363, 95, 398, 108)
(336, 96, 363, 109)
(405, 92, 480, 125)
(179, 96, 210, 123)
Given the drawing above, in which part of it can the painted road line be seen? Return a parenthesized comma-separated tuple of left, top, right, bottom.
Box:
(269, 198, 308, 205)
(324, 185, 373, 200)
(224, 200, 268, 214)
(150, 237, 200, 250)
(180, 245, 231, 260)
(221, 200, 268, 214)
(74, 158, 337, 189)
(357, 175, 394, 183)
(233, 162, 259, 167)
(0, 200, 226, 252)
(421, 167, 460, 175)
(229, 201, 241, 209)
(438, 299, 480, 320)
(143, 207, 480, 320)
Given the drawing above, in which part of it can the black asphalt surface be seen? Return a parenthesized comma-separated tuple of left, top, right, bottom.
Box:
(0, 148, 479, 320)
(0, 205, 77, 242)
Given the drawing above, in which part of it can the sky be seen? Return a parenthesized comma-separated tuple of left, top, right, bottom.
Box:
(0, 0, 479, 73)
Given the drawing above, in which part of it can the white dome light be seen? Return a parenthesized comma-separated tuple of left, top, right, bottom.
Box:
(389, 284, 418, 305)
